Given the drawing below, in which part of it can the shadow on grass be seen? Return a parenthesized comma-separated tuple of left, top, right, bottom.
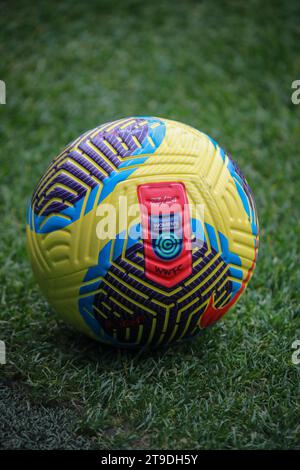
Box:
(45, 313, 210, 369)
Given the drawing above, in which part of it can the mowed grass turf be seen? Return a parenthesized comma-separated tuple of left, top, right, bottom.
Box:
(0, 0, 300, 450)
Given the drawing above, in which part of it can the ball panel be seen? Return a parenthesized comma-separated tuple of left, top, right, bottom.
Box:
(28, 117, 166, 234)
(80, 238, 232, 348)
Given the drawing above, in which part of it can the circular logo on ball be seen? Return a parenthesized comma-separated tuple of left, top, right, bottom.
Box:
(153, 232, 183, 260)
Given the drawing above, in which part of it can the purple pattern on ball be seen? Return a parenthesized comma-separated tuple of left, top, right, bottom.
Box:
(32, 118, 149, 216)
(93, 241, 232, 347)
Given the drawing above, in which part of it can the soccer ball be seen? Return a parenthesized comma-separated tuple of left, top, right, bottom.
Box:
(26, 117, 259, 348)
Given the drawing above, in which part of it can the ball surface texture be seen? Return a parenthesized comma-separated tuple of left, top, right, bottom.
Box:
(26, 117, 259, 348)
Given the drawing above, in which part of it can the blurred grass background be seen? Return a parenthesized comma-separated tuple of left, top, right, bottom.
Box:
(0, 0, 300, 449)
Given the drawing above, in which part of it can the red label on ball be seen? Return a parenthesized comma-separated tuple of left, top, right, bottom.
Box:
(137, 182, 192, 288)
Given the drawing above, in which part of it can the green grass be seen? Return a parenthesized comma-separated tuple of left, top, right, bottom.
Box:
(0, 0, 300, 449)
